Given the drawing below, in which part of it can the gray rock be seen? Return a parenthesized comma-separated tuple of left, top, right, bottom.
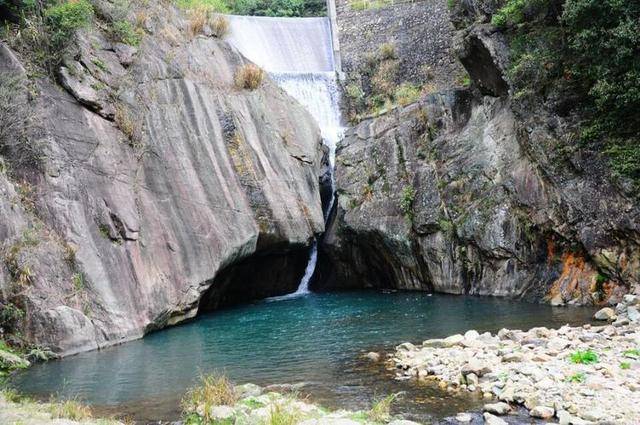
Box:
(365, 352, 381, 362)
(455, 412, 472, 423)
(627, 306, 640, 322)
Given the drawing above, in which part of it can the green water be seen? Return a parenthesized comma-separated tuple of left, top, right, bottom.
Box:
(13, 292, 595, 422)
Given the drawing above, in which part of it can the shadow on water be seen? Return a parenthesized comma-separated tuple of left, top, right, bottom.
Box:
(11, 291, 596, 422)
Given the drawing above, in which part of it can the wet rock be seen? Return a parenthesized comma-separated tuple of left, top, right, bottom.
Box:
(210, 405, 234, 420)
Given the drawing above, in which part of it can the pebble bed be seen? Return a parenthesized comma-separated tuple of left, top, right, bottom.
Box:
(390, 295, 640, 424)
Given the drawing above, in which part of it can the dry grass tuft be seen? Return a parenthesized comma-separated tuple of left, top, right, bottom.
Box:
(181, 374, 238, 422)
(49, 399, 93, 421)
(234, 64, 264, 90)
(210, 14, 229, 38)
(114, 104, 142, 147)
(188, 6, 208, 37)
(368, 393, 398, 422)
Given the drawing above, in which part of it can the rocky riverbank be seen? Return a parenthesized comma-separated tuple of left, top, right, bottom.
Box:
(391, 295, 640, 424)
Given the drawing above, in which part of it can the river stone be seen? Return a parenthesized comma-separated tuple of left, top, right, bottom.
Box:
(466, 373, 479, 386)
(423, 338, 447, 348)
(397, 342, 417, 351)
(388, 421, 422, 425)
(483, 412, 508, 425)
(502, 352, 523, 362)
(547, 337, 571, 352)
(594, 307, 616, 321)
(530, 405, 554, 419)
(483, 402, 511, 415)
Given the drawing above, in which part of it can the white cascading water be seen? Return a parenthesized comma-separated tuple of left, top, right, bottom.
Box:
(226, 15, 343, 298)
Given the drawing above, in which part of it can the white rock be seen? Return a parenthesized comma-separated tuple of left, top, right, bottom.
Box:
(529, 405, 555, 419)
(455, 412, 472, 423)
(483, 402, 511, 415)
(422, 338, 446, 348)
(396, 342, 416, 351)
(388, 421, 422, 425)
(365, 352, 381, 362)
(593, 307, 616, 321)
(483, 412, 508, 425)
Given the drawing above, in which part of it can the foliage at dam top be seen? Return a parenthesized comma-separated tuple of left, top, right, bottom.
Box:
(177, 0, 327, 17)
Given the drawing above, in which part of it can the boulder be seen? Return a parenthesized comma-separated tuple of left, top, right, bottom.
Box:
(455, 412, 472, 423)
(365, 352, 381, 362)
(593, 307, 616, 321)
(462, 360, 492, 377)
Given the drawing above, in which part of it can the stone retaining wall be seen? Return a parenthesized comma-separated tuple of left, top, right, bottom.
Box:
(332, 0, 462, 86)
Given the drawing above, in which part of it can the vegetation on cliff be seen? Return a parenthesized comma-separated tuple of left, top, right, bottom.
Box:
(490, 0, 640, 184)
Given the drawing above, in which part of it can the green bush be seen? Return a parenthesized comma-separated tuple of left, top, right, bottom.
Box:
(496, 0, 640, 184)
(44, 0, 94, 47)
(566, 372, 586, 383)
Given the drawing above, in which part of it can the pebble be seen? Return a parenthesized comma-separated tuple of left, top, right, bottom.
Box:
(529, 405, 554, 419)
(483, 412, 508, 425)
(483, 402, 511, 415)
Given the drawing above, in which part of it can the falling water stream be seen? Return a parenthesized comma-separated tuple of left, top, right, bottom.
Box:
(226, 15, 344, 297)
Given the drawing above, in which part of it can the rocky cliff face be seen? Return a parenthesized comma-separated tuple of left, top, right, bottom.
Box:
(319, 2, 639, 305)
(0, 4, 325, 356)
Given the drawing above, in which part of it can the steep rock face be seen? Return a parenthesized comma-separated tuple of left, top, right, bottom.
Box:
(0, 5, 324, 355)
(321, 90, 638, 304)
(319, 0, 640, 304)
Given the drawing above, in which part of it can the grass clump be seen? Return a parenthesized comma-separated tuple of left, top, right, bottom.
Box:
(620, 361, 631, 370)
(49, 398, 93, 421)
(268, 401, 299, 425)
(368, 393, 397, 422)
(395, 83, 422, 107)
(569, 350, 599, 364)
(623, 348, 640, 358)
(234, 64, 264, 90)
(210, 14, 229, 38)
(181, 374, 238, 423)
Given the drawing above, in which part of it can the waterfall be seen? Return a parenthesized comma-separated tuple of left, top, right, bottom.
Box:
(226, 15, 343, 298)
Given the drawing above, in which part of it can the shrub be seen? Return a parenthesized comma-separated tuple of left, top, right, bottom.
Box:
(187, 6, 208, 36)
(234, 63, 264, 90)
(368, 393, 397, 422)
(44, 0, 94, 47)
(620, 362, 631, 370)
(181, 374, 237, 423)
(569, 350, 598, 364)
(623, 349, 640, 358)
